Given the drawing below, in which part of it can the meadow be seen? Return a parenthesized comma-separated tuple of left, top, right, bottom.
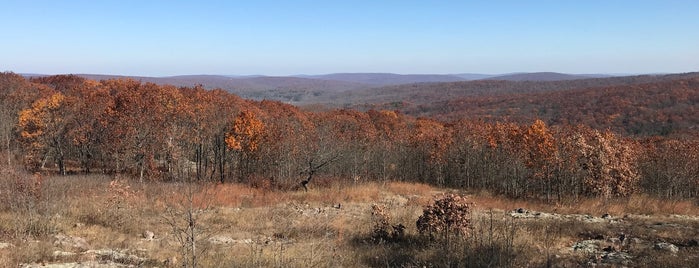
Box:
(2, 168, 697, 267)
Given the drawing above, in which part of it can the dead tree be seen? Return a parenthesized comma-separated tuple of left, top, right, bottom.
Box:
(300, 155, 340, 191)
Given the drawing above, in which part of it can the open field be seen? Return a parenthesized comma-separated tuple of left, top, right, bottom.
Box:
(1, 170, 697, 267)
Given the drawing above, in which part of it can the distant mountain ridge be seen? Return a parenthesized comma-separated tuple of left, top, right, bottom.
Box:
(297, 73, 468, 85)
(19, 71, 636, 103)
(23, 71, 617, 87)
(483, 72, 612, 81)
(313, 72, 699, 108)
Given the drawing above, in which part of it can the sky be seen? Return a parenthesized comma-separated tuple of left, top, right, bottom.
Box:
(1, 0, 698, 76)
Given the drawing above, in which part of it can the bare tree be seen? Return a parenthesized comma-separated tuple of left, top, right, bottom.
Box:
(300, 155, 340, 191)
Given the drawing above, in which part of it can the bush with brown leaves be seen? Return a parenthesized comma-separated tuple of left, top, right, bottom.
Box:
(370, 204, 405, 243)
(416, 193, 473, 237)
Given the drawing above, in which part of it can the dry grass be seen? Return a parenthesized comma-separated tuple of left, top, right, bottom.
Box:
(1, 171, 697, 267)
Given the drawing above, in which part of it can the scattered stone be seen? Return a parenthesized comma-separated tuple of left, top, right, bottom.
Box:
(54, 234, 91, 252)
(0, 242, 13, 249)
(53, 250, 77, 257)
(208, 235, 237, 245)
(84, 249, 146, 265)
(654, 242, 679, 254)
(669, 214, 699, 221)
(73, 222, 84, 228)
(20, 261, 134, 267)
(594, 251, 633, 266)
(629, 238, 644, 245)
(516, 208, 526, 213)
(572, 240, 600, 254)
(601, 213, 611, 219)
(208, 235, 256, 245)
(142, 230, 155, 240)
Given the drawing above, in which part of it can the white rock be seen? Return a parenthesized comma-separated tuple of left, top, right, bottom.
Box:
(572, 240, 600, 254)
(208, 235, 236, 245)
(654, 242, 679, 254)
(142, 230, 155, 240)
(52, 250, 77, 257)
(84, 249, 146, 264)
(54, 234, 91, 252)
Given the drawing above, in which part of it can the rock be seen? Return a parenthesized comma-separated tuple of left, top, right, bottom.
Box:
(516, 208, 526, 213)
(629, 237, 644, 245)
(597, 251, 633, 266)
(572, 240, 600, 254)
(84, 249, 146, 265)
(54, 234, 91, 252)
(142, 230, 155, 240)
(208, 235, 237, 245)
(20, 260, 133, 267)
(0, 242, 13, 249)
(654, 242, 679, 254)
(53, 250, 77, 257)
(601, 213, 611, 219)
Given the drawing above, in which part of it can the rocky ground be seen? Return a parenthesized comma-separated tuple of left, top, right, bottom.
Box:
(509, 208, 699, 267)
(2, 180, 698, 267)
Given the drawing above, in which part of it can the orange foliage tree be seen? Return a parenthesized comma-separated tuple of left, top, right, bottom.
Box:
(17, 93, 71, 174)
(408, 118, 452, 185)
(520, 119, 558, 200)
(226, 110, 266, 181)
(571, 128, 639, 198)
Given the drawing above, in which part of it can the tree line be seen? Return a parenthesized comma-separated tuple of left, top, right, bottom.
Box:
(1, 72, 697, 200)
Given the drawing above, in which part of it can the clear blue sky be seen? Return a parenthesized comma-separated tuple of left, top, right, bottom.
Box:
(1, 0, 698, 76)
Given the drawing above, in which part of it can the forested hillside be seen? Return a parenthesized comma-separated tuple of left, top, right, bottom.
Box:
(1, 72, 698, 200)
(406, 78, 699, 137)
(327, 72, 699, 107)
(337, 73, 699, 137)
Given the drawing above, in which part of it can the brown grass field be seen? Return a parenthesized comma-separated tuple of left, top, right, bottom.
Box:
(1, 168, 698, 267)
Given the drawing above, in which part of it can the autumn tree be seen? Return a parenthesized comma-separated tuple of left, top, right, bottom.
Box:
(313, 109, 376, 181)
(1, 73, 35, 166)
(520, 119, 558, 200)
(638, 138, 699, 198)
(226, 110, 266, 182)
(407, 118, 452, 185)
(17, 93, 71, 174)
(256, 100, 315, 186)
(61, 80, 110, 173)
(570, 127, 639, 198)
(478, 122, 529, 197)
(367, 109, 408, 182)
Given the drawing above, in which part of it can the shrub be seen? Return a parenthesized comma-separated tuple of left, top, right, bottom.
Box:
(370, 204, 405, 243)
(416, 193, 473, 237)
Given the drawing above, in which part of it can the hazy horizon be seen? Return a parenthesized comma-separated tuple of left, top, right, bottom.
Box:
(17, 71, 648, 78)
(2, 1, 698, 76)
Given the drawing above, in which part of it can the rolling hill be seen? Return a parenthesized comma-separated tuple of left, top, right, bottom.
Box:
(63, 74, 370, 103)
(316, 72, 699, 108)
(347, 73, 699, 137)
(484, 72, 611, 81)
(298, 73, 469, 85)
